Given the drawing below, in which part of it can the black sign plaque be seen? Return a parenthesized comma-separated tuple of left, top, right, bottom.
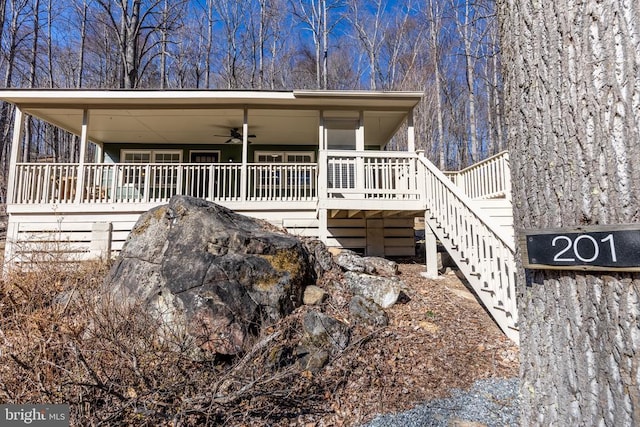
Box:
(521, 225, 640, 271)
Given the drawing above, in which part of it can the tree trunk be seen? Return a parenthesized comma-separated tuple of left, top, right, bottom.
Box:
(498, 0, 640, 425)
(159, 0, 168, 89)
(124, 0, 141, 88)
(24, 0, 40, 162)
(426, 0, 445, 169)
(204, 0, 213, 88)
(76, 0, 87, 88)
(461, 0, 478, 164)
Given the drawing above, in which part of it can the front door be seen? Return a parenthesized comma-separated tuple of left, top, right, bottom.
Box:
(191, 151, 220, 163)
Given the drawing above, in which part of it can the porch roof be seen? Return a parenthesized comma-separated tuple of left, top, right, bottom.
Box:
(0, 89, 422, 147)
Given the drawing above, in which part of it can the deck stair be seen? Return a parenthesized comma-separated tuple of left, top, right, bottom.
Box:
(419, 152, 519, 343)
(471, 198, 514, 240)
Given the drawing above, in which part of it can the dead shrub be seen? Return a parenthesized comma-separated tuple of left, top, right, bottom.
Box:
(0, 260, 334, 426)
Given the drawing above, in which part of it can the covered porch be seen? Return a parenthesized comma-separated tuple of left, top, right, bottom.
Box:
(5, 90, 424, 209)
(2, 89, 425, 261)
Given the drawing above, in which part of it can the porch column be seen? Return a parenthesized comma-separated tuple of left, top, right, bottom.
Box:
(6, 106, 25, 204)
(355, 110, 365, 197)
(95, 142, 104, 162)
(317, 111, 329, 245)
(356, 110, 365, 151)
(75, 109, 90, 203)
(240, 107, 248, 201)
(407, 107, 415, 152)
(318, 110, 327, 200)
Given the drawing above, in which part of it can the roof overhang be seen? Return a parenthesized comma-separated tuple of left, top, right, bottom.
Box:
(0, 89, 423, 146)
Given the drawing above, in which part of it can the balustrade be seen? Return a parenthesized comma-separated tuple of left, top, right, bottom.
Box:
(13, 162, 316, 204)
(325, 150, 422, 200)
(445, 151, 511, 199)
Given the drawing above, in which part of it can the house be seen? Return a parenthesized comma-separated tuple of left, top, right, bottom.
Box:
(0, 89, 519, 342)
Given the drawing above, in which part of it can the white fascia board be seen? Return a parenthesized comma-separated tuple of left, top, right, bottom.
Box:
(0, 89, 298, 107)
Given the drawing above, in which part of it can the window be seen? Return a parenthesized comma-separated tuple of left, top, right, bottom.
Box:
(120, 150, 182, 188)
(324, 118, 358, 150)
(287, 153, 314, 163)
(121, 150, 182, 164)
(254, 151, 315, 190)
(254, 151, 314, 163)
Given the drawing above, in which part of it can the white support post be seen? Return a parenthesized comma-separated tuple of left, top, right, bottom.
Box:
(240, 107, 248, 201)
(90, 222, 112, 259)
(355, 110, 365, 197)
(318, 208, 328, 244)
(319, 110, 325, 150)
(422, 220, 440, 279)
(366, 218, 385, 256)
(95, 142, 104, 162)
(6, 106, 25, 205)
(417, 150, 426, 207)
(317, 111, 328, 200)
(75, 109, 90, 203)
(407, 107, 415, 152)
(356, 110, 365, 151)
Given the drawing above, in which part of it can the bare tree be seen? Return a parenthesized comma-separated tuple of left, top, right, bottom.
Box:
(94, 0, 164, 88)
(210, 0, 247, 88)
(346, 0, 387, 90)
(499, 0, 640, 424)
(0, 0, 30, 176)
(290, 0, 342, 89)
(23, 0, 41, 162)
(449, 0, 481, 164)
(425, 0, 446, 168)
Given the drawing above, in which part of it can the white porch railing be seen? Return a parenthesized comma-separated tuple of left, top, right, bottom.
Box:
(419, 154, 519, 342)
(323, 150, 422, 200)
(445, 151, 511, 199)
(247, 163, 317, 201)
(12, 163, 317, 204)
(14, 163, 79, 204)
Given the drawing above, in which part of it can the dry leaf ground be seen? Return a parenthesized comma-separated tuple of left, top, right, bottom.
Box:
(0, 229, 518, 426)
(307, 262, 519, 426)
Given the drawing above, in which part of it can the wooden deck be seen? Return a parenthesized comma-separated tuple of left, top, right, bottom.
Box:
(5, 150, 519, 343)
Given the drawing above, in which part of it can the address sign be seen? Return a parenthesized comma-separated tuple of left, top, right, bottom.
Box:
(521, 225, 640, 271)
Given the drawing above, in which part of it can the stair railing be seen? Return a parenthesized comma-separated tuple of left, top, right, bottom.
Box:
(445, 151, 511, 199)
(418, 154, 519, 343)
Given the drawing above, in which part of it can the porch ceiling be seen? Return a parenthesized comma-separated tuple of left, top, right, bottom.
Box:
(0, 89, 422, 147)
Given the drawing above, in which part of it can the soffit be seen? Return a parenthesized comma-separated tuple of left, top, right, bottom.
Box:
(1, 90, 421, 146)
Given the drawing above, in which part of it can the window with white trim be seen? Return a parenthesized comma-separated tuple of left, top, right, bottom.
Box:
(254, 151, 314, 163)
(120, 150, 182, 187)
(254, 151, 315, 189)
(121, 150, 182, 163)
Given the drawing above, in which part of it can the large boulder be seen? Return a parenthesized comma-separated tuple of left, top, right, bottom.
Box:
(107, 195, 313, 355)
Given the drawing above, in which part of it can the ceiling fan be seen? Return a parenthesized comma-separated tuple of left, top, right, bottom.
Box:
(215, 128, 256, 144)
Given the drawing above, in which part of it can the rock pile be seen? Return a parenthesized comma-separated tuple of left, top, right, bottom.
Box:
(106, 195, 407, 371)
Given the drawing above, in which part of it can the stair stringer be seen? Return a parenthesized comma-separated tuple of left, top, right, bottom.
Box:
(419, 157, 519, 344)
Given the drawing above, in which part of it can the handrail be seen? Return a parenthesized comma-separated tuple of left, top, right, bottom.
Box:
(12, 162, 317, 204)
(445, 151, 511, 199)
(325, 150, 421, 200)
(418, 155, 518, 342)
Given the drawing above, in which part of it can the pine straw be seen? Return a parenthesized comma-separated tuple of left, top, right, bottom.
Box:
(0, 260, 518, 426)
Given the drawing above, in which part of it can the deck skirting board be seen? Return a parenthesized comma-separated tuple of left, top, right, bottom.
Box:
(5, 207, 419, 266)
